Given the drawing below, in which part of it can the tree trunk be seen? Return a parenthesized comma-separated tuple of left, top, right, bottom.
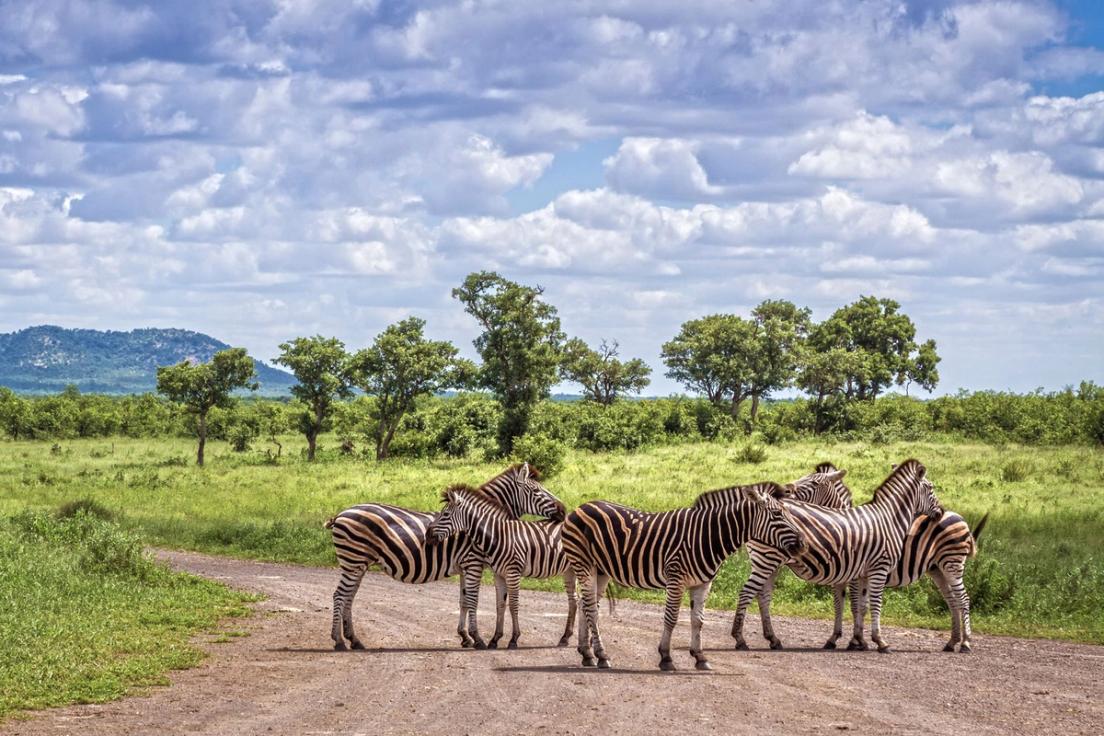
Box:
(750, 394, 761, 424)
(376, 423, 398, 461)
(197, 412, 207, 466)
(307, 429, 317, 461)
(729, 394, 744, 419)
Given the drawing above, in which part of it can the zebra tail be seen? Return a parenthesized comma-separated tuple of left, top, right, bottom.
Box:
(606, 581, 619, 616)
(323, 516, 337, 530)
(970, 512, 990, 556)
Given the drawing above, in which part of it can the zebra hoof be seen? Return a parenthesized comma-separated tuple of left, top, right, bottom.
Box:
(597, 658, 612, 670)
(769, 640, 784, 651)
(823, 640, 837, 650)
(877, 645, 892, 654)
(333, 641, 347, 651)
(486, 639, 499, 650)
(695, 660, 713, 671)
(942, 642, 956, 652)
(581, 656, 598, 668)
(658, 657, 676, 672)
(460, 639, 473, 649)
(556, 635, 571, 647)
(507, 640, 519, 650)
(959, 643, 972, 654)
(734, 641, 749, 651)
(473, 640, 488, 650)
(846, 639, 867, 651)
(350, 640, 366, 651)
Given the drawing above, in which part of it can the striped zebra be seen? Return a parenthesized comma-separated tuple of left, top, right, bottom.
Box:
(792, 462, 988, 653)
(731, 459, 943, 654)
(425, 485, 596, 650)
(562, 482, 807, 671)
(325, 463, 565, 651)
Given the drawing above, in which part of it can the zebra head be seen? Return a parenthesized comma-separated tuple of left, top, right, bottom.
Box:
(788, 465, 851, 509)
(746, 484, 807, 556)
(887, 460, 944, 521)
(483, 463, 566, 522)
(425, 487, 481, 546)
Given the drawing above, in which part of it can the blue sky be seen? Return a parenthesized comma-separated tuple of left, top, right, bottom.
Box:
(1, 0, 1102, 396)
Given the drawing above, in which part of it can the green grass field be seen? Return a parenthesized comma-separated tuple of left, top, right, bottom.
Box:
(2, 435, 1102, 646)
(0, 510, 254, 719)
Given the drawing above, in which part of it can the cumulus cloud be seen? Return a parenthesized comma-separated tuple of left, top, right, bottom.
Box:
(0, 0, 1101, 392)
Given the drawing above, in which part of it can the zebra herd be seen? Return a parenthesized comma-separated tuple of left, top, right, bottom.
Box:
(326, 460, 987, 671)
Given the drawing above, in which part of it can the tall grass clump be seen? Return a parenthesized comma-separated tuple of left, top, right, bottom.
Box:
(0, 510, 254, 719)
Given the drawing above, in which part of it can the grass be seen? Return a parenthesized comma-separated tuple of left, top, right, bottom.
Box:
(2, 434, 1103, 646)
(0, 510, 255, 719)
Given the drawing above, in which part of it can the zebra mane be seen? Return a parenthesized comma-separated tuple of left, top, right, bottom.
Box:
(814, 461, 837, 473)
(871, 459, 926, 503)
(505, 462, 542, 481)
(441, 483, 509, 515)
(692, 482, 783, 509)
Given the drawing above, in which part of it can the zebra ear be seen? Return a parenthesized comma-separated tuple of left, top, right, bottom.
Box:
(746, 486, 768, 506)
(771, 483, 794, 499)
(828, 469, 847, 481)
(518, 462, 531, 483)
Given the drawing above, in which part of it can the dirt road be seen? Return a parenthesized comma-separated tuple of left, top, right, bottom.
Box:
(6, 550, 1102, 735)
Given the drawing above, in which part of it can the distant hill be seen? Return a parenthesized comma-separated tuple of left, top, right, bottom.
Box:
(0, 325, 296, 395)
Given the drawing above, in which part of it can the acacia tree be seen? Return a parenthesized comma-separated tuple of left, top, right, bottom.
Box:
(275, 336, 352, 460)
(452, 271, 565, 454)
(348, 317, 474, 460)
(562, 338, 651, 405)
(746, 300, 812, 423)
(905, 339, 941, 396)
(155, 348, 257, 466)
(809, 296, 939, 400)
(661, 314, 756, 418)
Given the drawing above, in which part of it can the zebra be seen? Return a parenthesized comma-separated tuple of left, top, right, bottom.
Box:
(324, 463, 565, 651)
(425, 484, 593, 650)
(562, 482, 807, 672)
(731, 459, 944, 654)
(792, 462, 988, 653)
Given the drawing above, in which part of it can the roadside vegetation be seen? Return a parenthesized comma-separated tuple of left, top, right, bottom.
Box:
(3, 434, 1101, 645)
(0, 507, 254, 719)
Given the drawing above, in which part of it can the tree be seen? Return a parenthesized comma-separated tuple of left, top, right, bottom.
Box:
(452, 271, 565, 454)
(746, 300, 812, 423)
(561, 338, 651, 405)
(796, 348, 866, 433)
(809, 296, 937, 400)
(661, 314, 757, 418)
(348, 317, 474, 460)
(906, 339, 941, 396)
(274, 336, 353, 460)
(0, 387, 29, 440)
(155, 348, 257, 466)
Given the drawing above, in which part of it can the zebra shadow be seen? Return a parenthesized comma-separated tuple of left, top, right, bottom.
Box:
(271, 645, 472, 655)
(494, 664, 744, 677)
(703, 646, 933, 655)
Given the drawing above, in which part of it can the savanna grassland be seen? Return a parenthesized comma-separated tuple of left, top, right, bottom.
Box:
(3, 433, 1102, 652)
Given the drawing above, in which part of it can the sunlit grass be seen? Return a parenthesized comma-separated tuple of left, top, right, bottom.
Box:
(3, 434, 1102, 643)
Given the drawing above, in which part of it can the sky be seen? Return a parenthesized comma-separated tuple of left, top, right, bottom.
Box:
(1, 0, 1103, 396)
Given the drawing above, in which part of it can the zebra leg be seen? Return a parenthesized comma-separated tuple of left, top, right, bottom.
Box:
(331, 564, 367, 650)
(460, 563, 486, 649)
(731, 557, 778, 650)
(688, 581, 713, 671)
(506, 567, 523, 649)
(928, 569, 961, 652)
(941, 562, 974, 653)
(866, 568, 892, 653)
(558, 569, 577, 647)
(574, 565, 601, 667)
(757, 570, 783, 649)
(487, 572, 508, 649)
(658, 577, 685, 671)
(846, 580, 869, 651)
(824, 583, 847, 649)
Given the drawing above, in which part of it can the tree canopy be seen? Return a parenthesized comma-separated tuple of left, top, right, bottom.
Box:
(452, 271, 565, 454)
(348, 317, 474, 460)
(274, 335, 352, 460)
(155, 347, 256, 465)
(562, 338, 651, 405)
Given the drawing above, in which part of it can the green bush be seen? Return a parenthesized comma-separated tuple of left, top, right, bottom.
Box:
(512, 433, 567, 478)
(735, 443, 768, 464)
